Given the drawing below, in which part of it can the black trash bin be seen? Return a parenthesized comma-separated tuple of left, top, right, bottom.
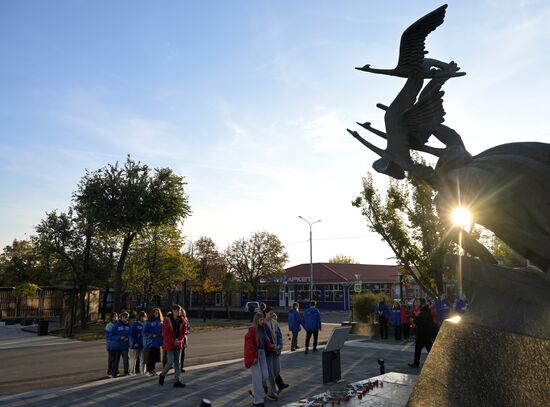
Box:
(38, 320, 49, 336)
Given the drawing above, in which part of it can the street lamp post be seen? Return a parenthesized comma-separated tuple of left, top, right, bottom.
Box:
(183, 238, 194, 309)
(298, 216, 322, 302)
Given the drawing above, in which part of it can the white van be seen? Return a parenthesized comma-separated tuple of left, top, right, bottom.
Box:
(244, 301, 260, 313)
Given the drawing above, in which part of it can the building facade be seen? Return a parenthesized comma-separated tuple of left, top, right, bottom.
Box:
(244, 263, 431, 310)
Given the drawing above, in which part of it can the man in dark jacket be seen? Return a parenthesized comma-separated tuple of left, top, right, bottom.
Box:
(376, 298, 390, 339)
(302, 301, 322, 354)
(408, 298, 434, 368)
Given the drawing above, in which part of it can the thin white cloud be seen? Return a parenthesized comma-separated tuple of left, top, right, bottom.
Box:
(302, 111, 350, 152)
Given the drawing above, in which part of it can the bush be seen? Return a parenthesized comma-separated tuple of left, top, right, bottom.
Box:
(13, 283, 40, 298)
(352, 291, 393, 323)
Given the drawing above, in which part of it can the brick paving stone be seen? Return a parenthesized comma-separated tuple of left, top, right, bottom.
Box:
(0, 339, 424, 407)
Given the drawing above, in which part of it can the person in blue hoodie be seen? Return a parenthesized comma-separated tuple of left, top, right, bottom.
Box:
(376, 298, 390, 339)
(288, 302, 303, 352)
(454, 295, 468, 314)
(391, 300, 402, 340)
(110, 312, 131, 376)
(435, 293, 451, 325)
(104, 313, 118, 377)
(129, 310, 146, 375)
(142, 308, 163, 375)
(302, 301, 321, 354)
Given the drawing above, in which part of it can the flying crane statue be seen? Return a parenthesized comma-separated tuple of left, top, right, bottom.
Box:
(347, 4, 550, 275)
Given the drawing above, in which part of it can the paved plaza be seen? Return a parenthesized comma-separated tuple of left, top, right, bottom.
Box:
(0, 337, 422, 406)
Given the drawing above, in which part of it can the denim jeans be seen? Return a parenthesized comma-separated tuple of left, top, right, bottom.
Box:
(111, 349, 129, 375)
(251, 349, 269, 404)
(264, 351, 279, 397)
(161, 349, 181, 382)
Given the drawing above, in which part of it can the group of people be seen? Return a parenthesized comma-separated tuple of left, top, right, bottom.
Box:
(104, 304, 190, 388)
(376, 293, 468, 341)
(244, 301, 322, 407)
(375, 293, 468, 368)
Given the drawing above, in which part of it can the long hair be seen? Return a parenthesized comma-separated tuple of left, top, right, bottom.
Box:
(252, 312, 264, 344)
(149, 307, 164, 321)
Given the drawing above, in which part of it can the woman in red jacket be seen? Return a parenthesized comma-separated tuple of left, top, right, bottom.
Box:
(158, 304, 187, 388)
(244, 312, 273, 407)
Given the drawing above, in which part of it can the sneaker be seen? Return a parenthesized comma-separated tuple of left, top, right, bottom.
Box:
(278, 383, 289, 392)
(312, 348, 318, 352)
(304, 349, 309, 354)
(173, 381, 186, 388)
(290, 348, 296, 352)
(295, 345, 300, 349)
(408, 363, 419, 368)
(159, 374, 165, 386)
(266, 394, 278, 401)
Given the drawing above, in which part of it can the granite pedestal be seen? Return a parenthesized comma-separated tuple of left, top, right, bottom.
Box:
(407, 256, 550, 407)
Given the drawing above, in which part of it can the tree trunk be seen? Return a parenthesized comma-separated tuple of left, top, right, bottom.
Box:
(79, 283, 88, 329)
(201, 291, 207, 322)
(225, 292, 231, 319)
(80, 225, 92, 329)
(183, 280, 188, 309)
(167, 289, 175, 307)
(101, 283, 109, 321)
(68, 278, 77, 337)
(113, 232, 135, 313)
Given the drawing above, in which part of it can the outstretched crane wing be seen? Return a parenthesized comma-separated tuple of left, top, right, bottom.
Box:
(397, 4, 447, 72)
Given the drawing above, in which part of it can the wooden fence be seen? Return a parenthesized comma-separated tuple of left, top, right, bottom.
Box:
(0, 287, 99, 325)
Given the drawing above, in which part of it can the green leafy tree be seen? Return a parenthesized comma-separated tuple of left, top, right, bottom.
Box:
(91, 233, 118, 321)
(353, 173, 451, 297)
(221, 272, 240, 318)
(0, 239, 40, 286)
(329, 254, 358, 264)
(224, 231, 288, 298)
(124, 224, 196, 309)
(193, 237, 226, 321)
(74, 156, 191, 312)
(35, 210, 86, 332)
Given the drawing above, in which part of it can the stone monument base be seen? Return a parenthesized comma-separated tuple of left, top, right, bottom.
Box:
(407, 320, 550, 407)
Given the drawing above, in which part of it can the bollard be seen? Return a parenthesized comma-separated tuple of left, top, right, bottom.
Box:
(377, 358, 385, 375)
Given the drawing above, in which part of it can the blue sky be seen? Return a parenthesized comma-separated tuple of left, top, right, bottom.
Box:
(1, 0, 549, 267)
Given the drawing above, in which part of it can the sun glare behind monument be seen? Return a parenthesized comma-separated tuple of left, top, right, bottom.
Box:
(451, 207, 472, 229)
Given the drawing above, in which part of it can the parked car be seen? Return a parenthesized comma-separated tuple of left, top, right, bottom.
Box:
(244, 301, 260, 313)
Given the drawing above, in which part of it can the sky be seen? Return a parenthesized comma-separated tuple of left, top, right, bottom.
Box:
(1, 0, 549, 268)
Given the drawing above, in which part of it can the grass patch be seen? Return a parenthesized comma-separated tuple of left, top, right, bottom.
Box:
(188, 318, 249, 332)
(52, 318, 250, 341)
(52, 322, 106, 341)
